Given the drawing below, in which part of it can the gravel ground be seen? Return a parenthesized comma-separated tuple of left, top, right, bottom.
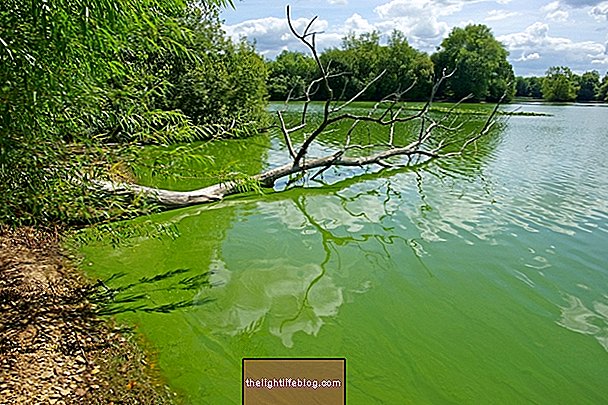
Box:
(0, 227, 176, 405)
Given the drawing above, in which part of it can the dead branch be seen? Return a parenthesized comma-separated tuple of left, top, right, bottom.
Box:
(96, 5, 502, 209)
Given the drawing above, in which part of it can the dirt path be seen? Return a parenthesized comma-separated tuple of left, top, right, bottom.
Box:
(0, 227, 175, 405)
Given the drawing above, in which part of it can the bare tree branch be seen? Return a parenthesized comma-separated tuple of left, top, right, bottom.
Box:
(96, 6, 503, 210)
(277, 111, 297, 160)
(331, 69, 387, 113)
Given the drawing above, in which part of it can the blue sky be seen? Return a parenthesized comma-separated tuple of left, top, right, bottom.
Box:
(221, 0, 608, 76)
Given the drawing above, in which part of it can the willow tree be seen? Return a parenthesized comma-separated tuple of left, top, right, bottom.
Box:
(600, 74, 608, 102)
(432, 24, 515, 102)
(576, 70, 600, 101)
(541, 66, 578, 102)
(0, 0, 239, 226)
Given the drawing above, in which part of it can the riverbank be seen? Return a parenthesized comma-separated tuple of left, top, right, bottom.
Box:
(0, 227, 175, 404)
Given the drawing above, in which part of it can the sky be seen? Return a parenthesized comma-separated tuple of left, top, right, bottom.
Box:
(220, 0, 608, 77)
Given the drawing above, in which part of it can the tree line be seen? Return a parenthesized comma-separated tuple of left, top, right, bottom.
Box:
(516, 68, 608, 102)
(267, 25, 608, 104)
(268, 24, 516, 103)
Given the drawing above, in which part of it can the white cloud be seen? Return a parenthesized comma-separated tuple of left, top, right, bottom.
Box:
(342, 13, 376, 33)
(541, 1, 570, 21)
(372, 0, 463, 51)
(328, 0, 348, 4)
(548, 9, 570, 20)
(592, 39, 608, 64)
(485, 9, 519, 21)
(223, 16, 342, 58)
(541, 0, 608, 21)
(499, 21, 549, 48)
(561, 0, 606, 7)
(375, 0, 466, 19)
(499, 22, 603, 54)
(542, 1, 561, 12)
(499, 22, 606, 73)
(590, 1, 608, 20)
(591, 56, 608, 64)
(516, 52, 541, 61)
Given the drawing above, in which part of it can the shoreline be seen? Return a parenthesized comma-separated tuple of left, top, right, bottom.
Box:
(0, 227, 175, 404)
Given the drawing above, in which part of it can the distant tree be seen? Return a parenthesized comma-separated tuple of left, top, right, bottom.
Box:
(318, 47, 354, 100)
(317, 31, 433, 101)
(576, 70, 601, 101)
(332, 31, 385, 100)
(267, 50, 317, 100)
(431, 24, 515, 102)
(527, 77, 543, 98)
(599, 73, 608, 102)
(515, 77, 530, 97)
(376, 31, 433, 100)
(158, 9, 268, 133)
(487, 58, 516, 101)
(516, 77, 544, 98)
(542, 66, 579, 102)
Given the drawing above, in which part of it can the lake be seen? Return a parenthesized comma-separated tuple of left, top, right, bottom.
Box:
(79, 102, 608, 404)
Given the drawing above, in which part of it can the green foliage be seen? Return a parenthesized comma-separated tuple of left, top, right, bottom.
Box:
(541, 66, 579, 102)
(266, 31, 432, 102)
(158, 8, 269, 136)
(515, 76, 543, 98)
(377, 31, 434, 100)
(318, 31, 433, 101)
(515, 76, 529, 96)
(227, 173, 264, 195)
(0, 1, 266, 227)
(267, 50, 318, 100)
(432, 24, 515, 102)
(576, 70, 600, 101)
(1, 0, 183, 226)
(599, 74, 608, 102)
(529, 77, 543, 98)
(319, 31, 385, 100)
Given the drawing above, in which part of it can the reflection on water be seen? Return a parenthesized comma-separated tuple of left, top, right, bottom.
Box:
(80, 103, 608, 404)
(199, 190, 407, 348)
(198, 257, 343, 348)
(558, 294, 608, 352)
(94, 267, 213, 316)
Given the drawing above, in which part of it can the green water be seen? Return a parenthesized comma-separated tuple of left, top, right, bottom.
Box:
(80, 103, 608, 404)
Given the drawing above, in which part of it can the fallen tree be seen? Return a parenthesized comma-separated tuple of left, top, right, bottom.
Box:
(97, 6, 503, 208)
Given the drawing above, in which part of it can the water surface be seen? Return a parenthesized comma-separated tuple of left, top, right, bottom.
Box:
(80, 103, 608, 404)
